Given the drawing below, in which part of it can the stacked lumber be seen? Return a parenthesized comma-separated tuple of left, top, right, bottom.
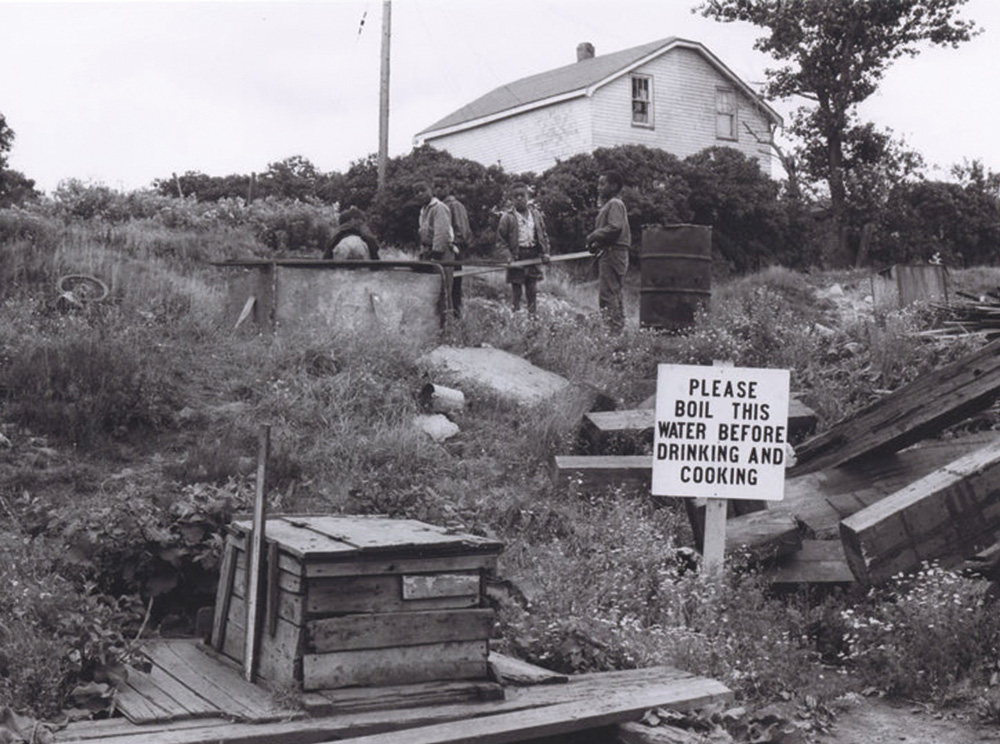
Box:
(840, 440, 1000, 584)
(789, 336, 1000, 476)
(557, 335, 1000, 587)
(925, 289, 1000, 337)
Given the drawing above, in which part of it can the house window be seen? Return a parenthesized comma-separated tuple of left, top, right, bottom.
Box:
(631, 74, 653, 127)
(716, 88, 737, 140)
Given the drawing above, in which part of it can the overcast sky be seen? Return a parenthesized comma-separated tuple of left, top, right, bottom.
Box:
(2, 0, 997, 195)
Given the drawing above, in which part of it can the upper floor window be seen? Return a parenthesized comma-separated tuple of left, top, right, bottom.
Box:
(631, 74, 653, 128)
(716, 88, 737, 140)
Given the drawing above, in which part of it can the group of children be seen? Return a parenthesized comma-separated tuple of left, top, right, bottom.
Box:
(325, 170, 630, 333)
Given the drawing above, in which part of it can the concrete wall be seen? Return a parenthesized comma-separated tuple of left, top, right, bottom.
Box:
(221, 264, 444, 344)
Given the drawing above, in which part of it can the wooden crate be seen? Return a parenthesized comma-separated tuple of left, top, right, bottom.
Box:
(210, 515, 504, 690)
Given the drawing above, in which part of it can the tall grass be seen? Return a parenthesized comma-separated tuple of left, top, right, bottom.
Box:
(4, 204, 1000, 717)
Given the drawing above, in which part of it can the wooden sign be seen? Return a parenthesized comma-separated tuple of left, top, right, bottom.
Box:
(652, 364, 790, 502)
(652, 364, 790, 575)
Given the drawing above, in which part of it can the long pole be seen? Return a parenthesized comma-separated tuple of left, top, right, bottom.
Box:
(377, 0, 391, 192)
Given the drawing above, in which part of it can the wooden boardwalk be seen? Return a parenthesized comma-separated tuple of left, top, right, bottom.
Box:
(59, 640, 731, 744)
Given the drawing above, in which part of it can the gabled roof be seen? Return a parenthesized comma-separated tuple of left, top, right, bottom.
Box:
(416, 37, 782, 141)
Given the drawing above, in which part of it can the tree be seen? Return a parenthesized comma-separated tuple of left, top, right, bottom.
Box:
(701, 0, 978, 264)
(0, 112, 12, 171)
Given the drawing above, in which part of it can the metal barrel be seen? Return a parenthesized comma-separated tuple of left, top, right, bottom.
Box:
(639, 223, 712, 331)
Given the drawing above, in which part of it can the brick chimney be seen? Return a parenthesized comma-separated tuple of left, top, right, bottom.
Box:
(576, 42, 595, 62)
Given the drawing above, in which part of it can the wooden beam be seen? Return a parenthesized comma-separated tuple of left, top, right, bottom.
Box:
(790, 337, 1000, 475)
(767, 540, 855, 588)
(243, 424, 270, 683)
(331, 679, 731, 744)
(725, 510, 803, 563)
(581, 397, 816, 453)
(59, 664, 730, 744)
(209, 540, 237, 651)
(553, 455, 651, 489)
(488, 652, 568, 686)
(840, 440, 1000, 584)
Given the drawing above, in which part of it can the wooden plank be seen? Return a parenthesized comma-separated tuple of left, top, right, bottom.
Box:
(452, 250, 593, 278)
(232, 567, 304, 625)
(243, 424, 270, 683)
(488, 652, 568, 686)
(308, 609, 494, 653)
(401, 573, 480, 600)
(294, 515, 504, 555)
(554, 455, 652, 489)
(302, 639, 489, 690)
(787, 396, 819, 443)
(144, 639, 296, 722)
(146, 664, 225, 720)
(581, 397, 816, 450)
(334, 679, 728, 744)
(116, 670, 190, 724)
(724, 510, 803, 563)
(305, 680, 505, 716)
(57, 665, 730, 744)
(230, 531, 499, 579)
(790, 337, 1000, 475)
(58, 716, 232, 742)
(767, 540, 855, 587)
(210, 539, 237, 652)
(233, 548, 303, 593)
(741, 434, 1000, 543)
(701, 498, 727, 577)
(307, 575, 480, 615)
(266, 539, 279, 637)
(305, 553, 497, 579)
(840, 440, 1000, 584)
(223, 595, 303, 686)
(230, 518, 357, 560)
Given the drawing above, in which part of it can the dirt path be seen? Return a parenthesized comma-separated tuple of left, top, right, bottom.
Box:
(815, 697, 1000, 744)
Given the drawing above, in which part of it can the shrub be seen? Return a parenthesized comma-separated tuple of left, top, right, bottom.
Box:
(1, 328, 179, 449)
(839, 563, 1000, 699)
(0, 533, 142, 718)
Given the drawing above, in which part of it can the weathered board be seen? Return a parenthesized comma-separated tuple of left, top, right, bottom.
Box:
(767, 540, 855, 587)
(229, 515, 503, 561)
(401, 573, 480, 600)
(306, 574, 480, 615)
(223, 595, 304, 685)
(790, 337, 1000, 475)
(724, 511, 803, 563)
(59, 663, 731, 744)
(308, 609, 495, 653)
(553, 455, 652, 489)
(301, 679, 505, 716)
(139, 639, 299, 722)
(840, 440, 1000, 584)
(333, 678, 728, 744)
(488, 652, 569, 686)
(302, 639, 490, 690)
(581, 396, 816, 451)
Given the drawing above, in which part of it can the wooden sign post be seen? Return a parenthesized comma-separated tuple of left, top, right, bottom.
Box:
(244, 423, 270, 683)
(652, 364, 790, 577)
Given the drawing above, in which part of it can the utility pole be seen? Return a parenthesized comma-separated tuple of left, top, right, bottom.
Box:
(377, 0, 391, 192)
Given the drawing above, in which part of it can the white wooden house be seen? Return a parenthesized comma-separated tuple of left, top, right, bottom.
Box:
(414, 38, 782, 175)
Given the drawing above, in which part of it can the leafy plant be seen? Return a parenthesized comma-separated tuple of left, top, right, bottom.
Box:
(839, 563, 1000, 699)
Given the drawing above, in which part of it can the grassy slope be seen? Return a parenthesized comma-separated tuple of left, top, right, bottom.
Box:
(3, 210, 1000, 718)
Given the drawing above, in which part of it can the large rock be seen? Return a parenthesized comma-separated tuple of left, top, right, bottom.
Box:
(421, 346, 570, 406)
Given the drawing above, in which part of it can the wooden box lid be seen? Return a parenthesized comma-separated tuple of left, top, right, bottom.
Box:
(229, 515, 503, 562)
